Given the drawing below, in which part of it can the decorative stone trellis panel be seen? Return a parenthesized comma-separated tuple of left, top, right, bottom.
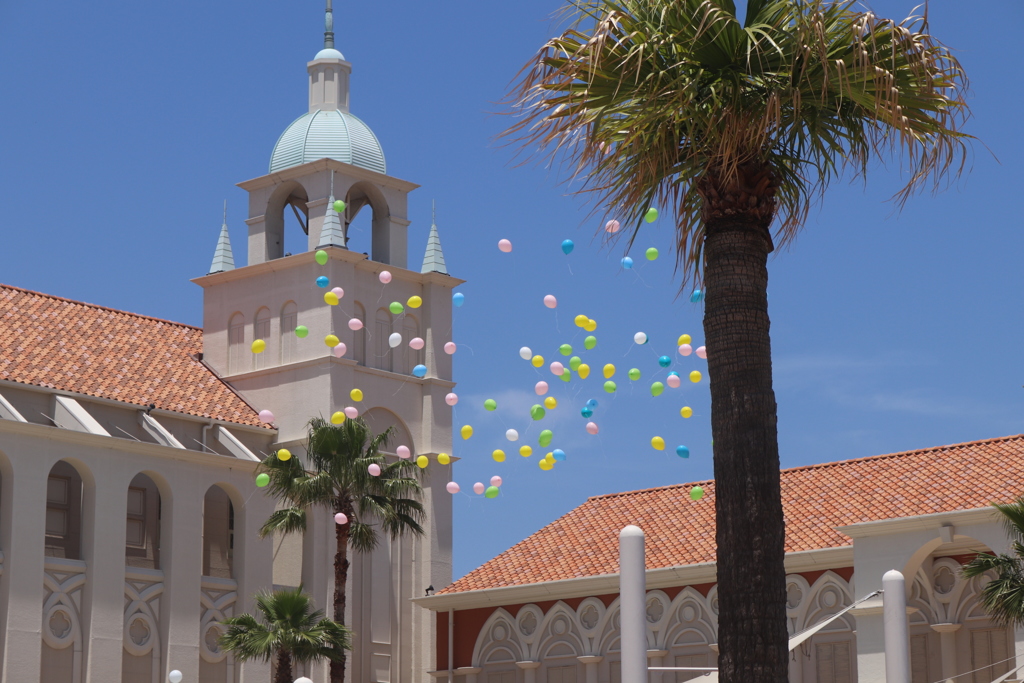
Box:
(43, 559, 87, 683)
(124, 570, 164, 683)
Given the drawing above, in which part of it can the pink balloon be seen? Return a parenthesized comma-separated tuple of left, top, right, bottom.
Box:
(678, 344, 693, 356)
(543, 295, 557, 309)
(444, 342, 457, 354)
(331, 287, 344, 299)
(409, 337, 425, 350)
(445, 392, 459, 406)
(667, 374, 681, 389)
(473, 482, 485, 495)
(344, 406, 358, 419)
(696, 346, 707, 359)
(490, 475, 503, 487)
(498, 239, 512, 253)
(535, 381, 549, 395)
(605, 219, 620, 233)
(349, 318, 364, 331)
(550, 362, 564, 376)
(334, 513, 348, 525)
(446, 481, 460, 494)
(586, 422, 599, 435)
(332, 342, 347, 358)
(396, 445, 411, 459)
(368, 463, 381, 476)
(258, 410, 275, 424)
(379, 271, 392, 284)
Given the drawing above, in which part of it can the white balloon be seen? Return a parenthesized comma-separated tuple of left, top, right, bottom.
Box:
(295, 678, 315, 683)
(519, 346, 532, 360)
(388, 332, 402, 348)
(505, 429, 519, 442)
(168, 671, 183, 683)
(633, 331, 648, 345)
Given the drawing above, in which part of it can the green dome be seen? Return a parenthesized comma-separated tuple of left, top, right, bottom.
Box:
(269, 109, 386, 174)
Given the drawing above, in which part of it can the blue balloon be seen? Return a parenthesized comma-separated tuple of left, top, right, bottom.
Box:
(622, 257, 633, 269)
(552, 448, 566, 461)
(561, 239, 575, 255)
(316, 276, 329, 288)
(676, 445, 690, 459)
(586, 399, 598, 408)
(581, 407, 593, 418)
(412, 364, 427, 378)
(658, 356, 672, 368)
(668, 371, 679, 378)
(690, 289, 703, 303)
(453, 292, 465, 307)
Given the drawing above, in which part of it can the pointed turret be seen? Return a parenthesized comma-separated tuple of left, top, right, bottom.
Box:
(319, 170, 347, 249)
(421, 202, 448, 275)
(209, 202, 235, 274)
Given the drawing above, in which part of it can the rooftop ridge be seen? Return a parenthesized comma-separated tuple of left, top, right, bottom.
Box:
(0, 283, 201, 331)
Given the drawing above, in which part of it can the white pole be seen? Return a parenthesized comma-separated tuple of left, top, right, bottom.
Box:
(620, 525, 647, 683)
(883, 569, 911, 683)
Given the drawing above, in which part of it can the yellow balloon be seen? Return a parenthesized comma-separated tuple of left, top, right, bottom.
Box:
(331, 411, 346, 424)
(678, 334, 691, 345)
(539, 458, 554, 470)
(574, 314, 588, 327)
(277, 448, 291, 461)
(461, 425, 473, 440)
(680, 406, 693, 418)
(584, 319, 597, 332)
(651, 436, 665, 451)
(603, 363, 616, 379)
(577, 364, 591, 379)
(493, 449, 506, 463)
(407, 295, 423, 309)
(325, 334, 340, 348)
(531, 355, 545, 368)
(544, 396, 557, 409)
(251, 339, 267, 354)
(324, 292, 339, 306)
(438, 453, 451, 465)
(416, 455, 429, 469)
(519, 445, 533, 457)
(350, 388, 363, 402)
(689, 370, 702, 383)
(544, 452, 555, 462)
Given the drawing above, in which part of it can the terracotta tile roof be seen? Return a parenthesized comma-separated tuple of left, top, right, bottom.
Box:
(0, 284, 267, 428)
(441, 434, 1024, 594)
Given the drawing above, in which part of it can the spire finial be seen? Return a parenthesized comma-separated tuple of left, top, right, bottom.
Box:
(432, 199, 436, 226)
(324, 0, 335, 50)
(223, 199, 227, 225)
(209, 202, 236, 274)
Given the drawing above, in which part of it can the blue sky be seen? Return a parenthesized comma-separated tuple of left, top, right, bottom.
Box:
(1, 1, 1022, 580)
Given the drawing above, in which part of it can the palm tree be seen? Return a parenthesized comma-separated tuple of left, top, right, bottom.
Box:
(963, 497, 1024, 627)
(219, 586, 350, 683)
(259, 417, 425, 683)
(503, 1, 971, 680)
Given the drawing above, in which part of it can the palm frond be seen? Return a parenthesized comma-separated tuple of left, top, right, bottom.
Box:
(259, 506, 308, 539)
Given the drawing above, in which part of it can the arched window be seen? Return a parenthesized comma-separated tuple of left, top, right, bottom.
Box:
(45, 461, 84, 560)
(125, 473, 162, 570)
(253, 307, 271, 370)
(401, 315, 420, 375)
(352, 302, 367, 366)
(227, 313, 245, 374)
(280, 301, 298, 364)
(202, 486, 234, 579)
(374, 309, 393, 372)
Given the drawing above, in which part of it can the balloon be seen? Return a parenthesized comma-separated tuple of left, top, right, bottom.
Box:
(446, 482, 460, 494)
(550, 362, 564, 376)
(331, 411, 346, 424)
(603, 364, 616, 379)
(492, 450, 506, 462)
(444, 342, 457, 354)
(628, 368, 641, 381)
(389, 301, 404, 315)
(539, 459, 554, 471)
(334, 512, 348, 525)
(498, 239, 513, 252)
(251, 339, 266, 354)
(389, 332, 402, 348)
(368, 463, 381, 476)
(316, 276, 329, 288)
(520, 445, 533, 457)
(438, 453, 451, 465)
(333, 199, 346, 213)
(413, 364, 428, 378)
(332, 286, 345, 299)
(650, 382, 665, 397)
(645, 207, 659, 222)
(667, 374, 681, 389)
(559, 344, 573, 357)
(295, 325, 309, 338)
(348, 318, 363, 331)
(605, 219, 620, 233)
(417, 455, 429, 469)
(586, 422, 599, 435)
(696, 346, 707, 359)
(324, 292, 340, 306)
(379, 271, 392, 284)
(651, 436, 665, 450)
(445, 393, 458, 406)
(350, 388, 363, 402)
(622, 257, 633, 269)
(584, 319, 597, 332)
(680, 406, 693, 418)
(586, 399, 599, 408)
(658, 356, 672, 368)
(543, 452, 555, 463)
(581, 406, 593, 418)
(578, 364, 591, 379)
(407, 295, 422, 308)
(676, 445, 690, 459)
(277, 448, 291, 461)
(690, 289, 703, 303)
(473, 482, 485, 495)
(315, 249, 329, 265)
(410, 337, 425, 350)
(453, 292, 465, 307)
(344, 406, 358, 419)
(461, 425, 473, 440)
(258, 410, 275, 424)
(569, 356, 582, 371)
(169, 671, 184, 683)
(689, 370, 702, 383)
(544, 396, 557, 409)
(539, 430, 553, 447)
(552, 449, 566, 462)
(677, 343, 695, 358)
(634, 331, 648, 345)
(485, 486, 500, 498)
(484, 398, 497, 411)
(325, 334, 340, 348)
(690, 486, 705, 501)
(520, 346, 533, 360)
(530, 405, 546, 421)
(506, 429, 519, 441)
(646, 247, 659, 261)
(604, 381, 617, 393)
(397, 445, 411, 459)
(532, 355, 545, 368)
(560, 239, 575, 255)
(561, 369, 571, 383)
(333, 342, 347, 358)
(255, 473, 270, 487)
(584, 335, 597, 350)
(678, 334, 692, 345)
(535, 381, 549, 395)
(490, 475, 503, 487)
(574, 314, 588, 327)
(544, 295, 558, 308)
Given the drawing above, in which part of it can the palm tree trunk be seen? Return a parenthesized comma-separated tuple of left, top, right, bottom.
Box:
(700, 169, 788, 683)
(331, 502, 352, 683)
(275, 649, 293, 683)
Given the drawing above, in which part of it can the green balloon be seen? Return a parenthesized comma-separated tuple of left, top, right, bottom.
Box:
(333, 199, 346, 213)
(650, 381, 665, 397)
(485, 486, 500, 499)
(530, 404, 546, 421)
(645, 207, 658, 223)
(628, 368, 641, 381)
(604, 380, 617, 393)
(690, 486, 705, 501)
(484, 399, 497, 411)
(389, 301, 404, 315)
(559, 344, 572, 356)
(569, 356, 582, 371)
(315, 249, 329, 265)
(646, 247, 659, 261)
(539, 429, 553, 447)
(561, 369, 571, 382)
(295, 325, 309, 338)
(584, 335, 597, 350)
(255, 473, 270, 488)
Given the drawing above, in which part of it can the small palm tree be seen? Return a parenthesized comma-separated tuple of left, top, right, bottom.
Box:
(259, 417, 425, 683)
(219, 586, 350, 683)
(962, 497, 1024, 627)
